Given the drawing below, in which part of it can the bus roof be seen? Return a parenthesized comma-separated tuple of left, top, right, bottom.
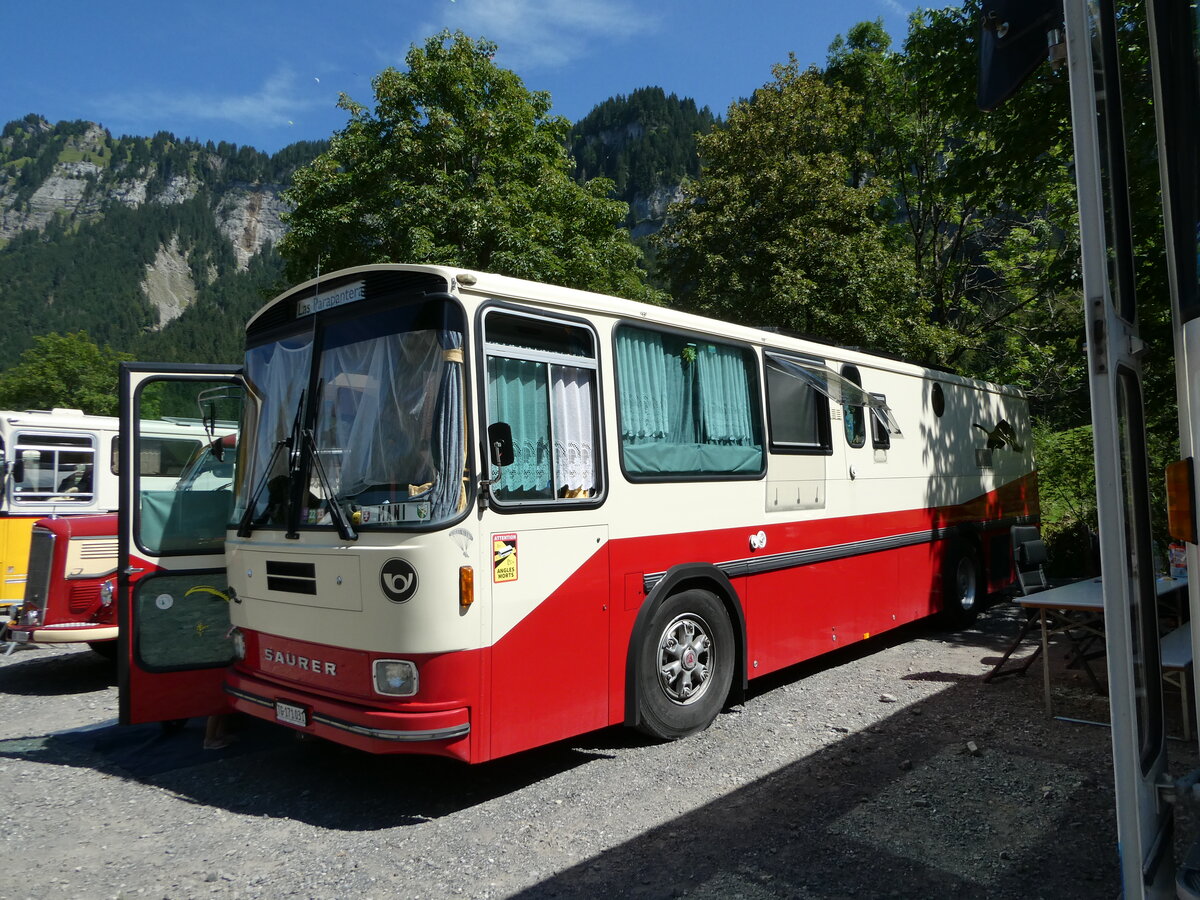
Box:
(254, 263, 1024, 399)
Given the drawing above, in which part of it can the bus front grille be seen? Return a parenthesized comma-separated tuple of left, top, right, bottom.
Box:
(24, 528, 56, 618)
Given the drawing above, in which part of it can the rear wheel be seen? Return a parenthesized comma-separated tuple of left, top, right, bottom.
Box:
(942, 541, 982, 627)
(636, 589, 734, 740)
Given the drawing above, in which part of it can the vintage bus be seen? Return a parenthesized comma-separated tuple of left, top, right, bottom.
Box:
(4, 431, 235, 654)
(0, 408, 220, 626)
(118, 265, 1037, 762)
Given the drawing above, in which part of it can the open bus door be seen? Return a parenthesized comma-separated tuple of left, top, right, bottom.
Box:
(981, 2, 1174, 894)
(1065, 3, 1173, 893)
(117, 363, 244, 726)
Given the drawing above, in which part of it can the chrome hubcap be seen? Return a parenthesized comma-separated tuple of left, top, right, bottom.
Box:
(957, 558, 977, 611)
(657, 613, 714, 705)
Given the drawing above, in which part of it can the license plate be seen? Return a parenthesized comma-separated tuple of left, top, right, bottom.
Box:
(275, 700, 308, 728)
(11, 631, 29, 643)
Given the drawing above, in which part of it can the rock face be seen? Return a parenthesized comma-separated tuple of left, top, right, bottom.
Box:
(217, 186, 289, 270)
(630, 184, 686, 239)
(142, 236, 199, 329)
(0, 117, 307, 320)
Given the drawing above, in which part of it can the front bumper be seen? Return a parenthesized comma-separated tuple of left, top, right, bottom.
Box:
(224, 668, 472, 760)
(6, 623, 118, 644)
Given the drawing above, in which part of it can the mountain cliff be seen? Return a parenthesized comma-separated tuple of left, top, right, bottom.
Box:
(0, 91, 709, 368)
(0, 115, 326, 366)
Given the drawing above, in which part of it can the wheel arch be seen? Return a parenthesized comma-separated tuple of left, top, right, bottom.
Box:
(624, 563, 747, 729)
(940, 526, 985, 625)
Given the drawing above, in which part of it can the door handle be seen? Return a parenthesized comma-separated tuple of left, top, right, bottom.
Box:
(123, 566, 145, 575)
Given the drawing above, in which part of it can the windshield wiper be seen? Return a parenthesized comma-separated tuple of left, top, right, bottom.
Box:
(300, 428, 358, 542)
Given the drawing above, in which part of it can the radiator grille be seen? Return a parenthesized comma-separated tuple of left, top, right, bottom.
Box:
(24, 528, 56, 618)
(68, 582, 101, 615)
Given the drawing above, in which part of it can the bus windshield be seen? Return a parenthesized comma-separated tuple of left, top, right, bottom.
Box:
(235, 297, 468, 531)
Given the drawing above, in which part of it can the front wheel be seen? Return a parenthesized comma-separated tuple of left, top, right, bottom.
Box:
(635, 589, 734, 740)
(941, 541, 982, 628)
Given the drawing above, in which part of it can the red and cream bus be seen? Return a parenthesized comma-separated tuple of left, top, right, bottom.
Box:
(5, 431, 235, 654)
(0, 408, 223, 629)
(117, 265, 1037, 763)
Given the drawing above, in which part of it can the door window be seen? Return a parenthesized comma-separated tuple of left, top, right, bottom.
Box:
(484, 311, 601, 504)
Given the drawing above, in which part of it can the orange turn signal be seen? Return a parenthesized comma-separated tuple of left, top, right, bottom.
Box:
(1165, 458, 1197, 544)
(459, 566, 475, 608)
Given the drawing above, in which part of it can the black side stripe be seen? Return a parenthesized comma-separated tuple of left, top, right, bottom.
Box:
(642, 515, 1034, 593)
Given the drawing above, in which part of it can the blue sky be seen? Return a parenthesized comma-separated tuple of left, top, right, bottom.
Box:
(3, 0, 913, 155)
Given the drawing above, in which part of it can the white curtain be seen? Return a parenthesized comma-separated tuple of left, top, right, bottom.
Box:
(315, 330, 442, 498)
(552, 366, 596, 492)
(241, 336, 313, 519)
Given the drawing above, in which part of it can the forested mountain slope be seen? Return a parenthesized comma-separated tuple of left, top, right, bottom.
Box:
(569, 87, 716, 238)
(0, 115, 325, 366)
(0, 91, 704, 369)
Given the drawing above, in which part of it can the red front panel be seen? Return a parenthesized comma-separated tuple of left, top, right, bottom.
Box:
(226, 631, 481, 762)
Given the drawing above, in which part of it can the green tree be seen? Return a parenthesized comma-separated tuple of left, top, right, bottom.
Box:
(825, 11, 1082, 398)
(280, 31, 661, 303)
(0, 331, 134, 415)
(656, 56, 934, 359)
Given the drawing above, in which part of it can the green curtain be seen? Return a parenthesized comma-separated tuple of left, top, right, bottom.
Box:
(616, 327, 762, 475)
(487, 356, 551, 496)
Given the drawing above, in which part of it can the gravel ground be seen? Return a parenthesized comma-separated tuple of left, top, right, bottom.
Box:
(2, 601, 1197, 900)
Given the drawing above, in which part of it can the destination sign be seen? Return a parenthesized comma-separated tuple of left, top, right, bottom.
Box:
(296, 280, 366, 317)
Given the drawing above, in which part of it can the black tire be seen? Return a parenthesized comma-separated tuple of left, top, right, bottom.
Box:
(88, 640, 118, 661)
(941, 541, 983, 627)
(635, 589, 734, 740)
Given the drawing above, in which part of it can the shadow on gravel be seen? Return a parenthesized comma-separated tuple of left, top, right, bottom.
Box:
(0, 713, 627, 831)
(0, 645, 115, 695)
(510, 602, 1129, 900)
(0, 598, 1153, 890)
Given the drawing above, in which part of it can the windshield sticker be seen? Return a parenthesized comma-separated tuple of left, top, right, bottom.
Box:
(354, 502, 430, 525)
(449, 527, 473, 558)
(493, 533, 518, 583)
(296, 280, 366, 318)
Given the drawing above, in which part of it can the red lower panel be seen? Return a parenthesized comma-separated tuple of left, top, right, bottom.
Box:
(225, 668, 473, 761)
(121, 663, 230, 725)
(487, 541, 612, 760)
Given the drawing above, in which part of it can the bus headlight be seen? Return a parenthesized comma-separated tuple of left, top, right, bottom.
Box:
(230, 628, 246, 660)
(99, 579, 115, 607)
(373, 659, 418, 697)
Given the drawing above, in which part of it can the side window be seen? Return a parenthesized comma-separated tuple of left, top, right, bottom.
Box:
(615, 325, 763, 478)
(870, 393, 891, 450)
(13, 433, 96, 503)
(840, 365, 866, 448)
(138, 437, 204, 490)
(484, 311, 601, 504)
(765, 353, 831, 453)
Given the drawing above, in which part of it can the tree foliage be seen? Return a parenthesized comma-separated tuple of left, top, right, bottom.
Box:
(656, 57, 934, 359)
(825, 10, 1084, 419)
(0, 331, 134, 415)
(280, 31, 662, 304)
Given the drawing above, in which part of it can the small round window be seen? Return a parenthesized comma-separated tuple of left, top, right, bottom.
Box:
(931, 383, 945, 417)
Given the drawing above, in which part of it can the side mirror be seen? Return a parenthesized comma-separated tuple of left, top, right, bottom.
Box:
(11, 459, 24, 483)
(487, 422, 514, 467)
